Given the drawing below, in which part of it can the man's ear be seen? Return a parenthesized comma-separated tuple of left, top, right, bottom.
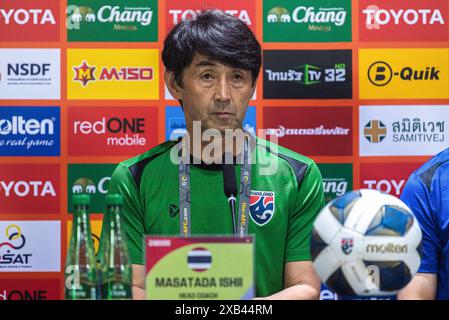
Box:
(165, 71, 182, 100)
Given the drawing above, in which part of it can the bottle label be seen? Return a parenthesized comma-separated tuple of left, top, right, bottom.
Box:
(102, 281, 132, 300)
(65, 283, 97, 300)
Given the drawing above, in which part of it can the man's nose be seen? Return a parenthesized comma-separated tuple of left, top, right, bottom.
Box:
(215, 77, 231, 102)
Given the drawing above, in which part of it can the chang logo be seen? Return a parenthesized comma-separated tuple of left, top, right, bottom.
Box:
(267, 7, 291, 23)
(69, 5, 153, 26)
(72, 177, 109, 195)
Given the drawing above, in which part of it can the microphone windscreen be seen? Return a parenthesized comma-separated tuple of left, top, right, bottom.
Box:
(222, 153, 237, 197)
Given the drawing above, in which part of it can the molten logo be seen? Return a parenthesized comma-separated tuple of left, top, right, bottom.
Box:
(366, 243, 407, 254)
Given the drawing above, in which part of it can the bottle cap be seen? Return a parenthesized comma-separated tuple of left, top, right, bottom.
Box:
(72, 194, 91, 206)
(106, 194, 123, 206)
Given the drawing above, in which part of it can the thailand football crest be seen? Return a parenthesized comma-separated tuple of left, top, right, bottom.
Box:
(249, 190, 275, 226)
(341, 238, 354, 255)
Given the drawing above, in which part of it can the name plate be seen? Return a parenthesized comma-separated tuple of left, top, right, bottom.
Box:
(145, 236, 254, 300)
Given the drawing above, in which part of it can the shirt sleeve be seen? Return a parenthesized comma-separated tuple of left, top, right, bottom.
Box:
(98, 163, 145, 265)
(285, 161, 325, 263)
(400, 172, 440, 273)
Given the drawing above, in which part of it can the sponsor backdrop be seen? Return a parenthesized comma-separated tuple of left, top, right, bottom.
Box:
(0, 0, 448, 300)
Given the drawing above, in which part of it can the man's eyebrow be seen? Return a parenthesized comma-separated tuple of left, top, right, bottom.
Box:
(195, 60, 217, 67)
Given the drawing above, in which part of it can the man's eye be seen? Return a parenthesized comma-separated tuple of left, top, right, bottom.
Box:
(201, 73, 213, 80)
(233, 74, 243, 81)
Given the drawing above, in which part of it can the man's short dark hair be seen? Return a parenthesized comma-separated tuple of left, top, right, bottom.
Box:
(162, 10, 262, 86)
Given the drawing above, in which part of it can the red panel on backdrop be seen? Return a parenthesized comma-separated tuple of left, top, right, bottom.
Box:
(0, 279, 60, 300)
(359, 0, 449, 41)
(165, 0, 256, 34)
(0, 164, 60, 214)
(360, 162, 424, 197)
(0, 0, 60, 42)
(68, 107, 158, 157)
(263, 107, 353, 157)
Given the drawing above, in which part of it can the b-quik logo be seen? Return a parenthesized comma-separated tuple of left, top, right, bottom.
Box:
(368, 61, 440, 86)
(0, 107, 60, 156)
(68, 107, 157, 156)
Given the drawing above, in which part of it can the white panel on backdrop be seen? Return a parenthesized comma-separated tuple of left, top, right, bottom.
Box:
(0, 221, 61, 272)
(0, 49, 60, 100)
(359, 105, 449, 156)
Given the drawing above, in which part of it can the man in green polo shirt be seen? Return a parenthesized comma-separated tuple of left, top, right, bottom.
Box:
(100, 10, 324, 300)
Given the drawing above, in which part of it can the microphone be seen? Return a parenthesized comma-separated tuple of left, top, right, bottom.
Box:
(222, 153, 237, 235)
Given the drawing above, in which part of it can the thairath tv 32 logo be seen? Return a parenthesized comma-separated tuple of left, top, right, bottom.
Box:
(73, 60, 153, 87)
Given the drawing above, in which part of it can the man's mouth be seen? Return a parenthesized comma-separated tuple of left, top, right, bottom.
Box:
(212, 112, 234, 120)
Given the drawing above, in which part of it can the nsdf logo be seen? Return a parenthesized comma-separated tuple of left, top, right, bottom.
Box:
(263, 50, 352, 99)
(68, 106, 158, 156)
(0, 49, 61, 100)
(0, 164, 60, 214)
(359, 0, 448, 41)
(359, 49, 449, 99)
(0, 279, 60, 300)
(263, 106, 352, 156)
(67, 163, 117, 214)
(360, 163, 423, 197)
(0, 0, 59, 41)
(0, 221, 60, 272)
(0, 106, 60, 156)
(165, 0, 255, 33)
(67, 49, 159, 100)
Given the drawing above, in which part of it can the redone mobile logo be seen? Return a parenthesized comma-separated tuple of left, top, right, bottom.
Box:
(68, 107, 157, 156)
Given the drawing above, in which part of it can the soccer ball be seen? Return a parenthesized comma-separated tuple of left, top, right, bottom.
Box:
(311, 189, 422, 296)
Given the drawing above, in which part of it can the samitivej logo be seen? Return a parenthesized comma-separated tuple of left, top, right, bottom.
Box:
(364, 120, 387, 143)
(359, 105, 449, 156)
